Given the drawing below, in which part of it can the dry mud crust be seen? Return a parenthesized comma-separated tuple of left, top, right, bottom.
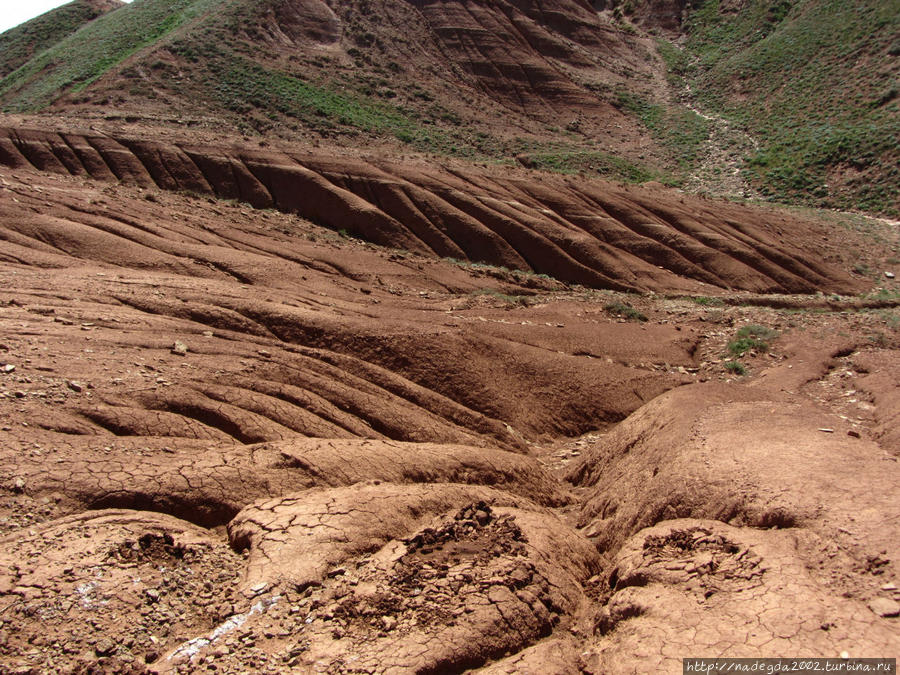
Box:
(566, 381, 900, 592)
(0, 436, 569, 531)
(174, 501, 600, 674)
(584, 519, 899, 673)
(0, 126, 863, 295)
(227, 483, 550, 592)
(0, 510, 244, 674)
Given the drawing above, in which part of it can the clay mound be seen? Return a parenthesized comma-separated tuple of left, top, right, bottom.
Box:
(288, 504, 600, 673)
(566, 382, 900, 584)
(0, 509, 245, 673)
(0, 126, 861, 294)
(585, 520, 899, 672)
(168, 499, 600, 673)
(227, 483, 540, 591)
(4, 436, 567, 528)
(851, 350, 900, 456)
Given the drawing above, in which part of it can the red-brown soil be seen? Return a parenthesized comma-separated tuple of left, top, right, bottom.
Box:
(0, 126, 862, 294)
(0, 127, 898, 673)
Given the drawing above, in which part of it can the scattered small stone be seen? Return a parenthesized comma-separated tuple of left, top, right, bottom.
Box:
(66, 380, 84, 393)
(882, 583, 898, 591)
(94, 638, 115, 657)
(868, 597, 900, 618)
(818, 428, 834, 433)
(202, 331, 214, 338)
(246, 582, 268, 597)
(171, 341, 188, 356)
(145, 588, 161, 603)
(1, 364, 14, 373)
(885, 272, 895, 279)
(258, 349, 272, 358)
(14, 391, 25, 399)
(381, 615, 397, 631)
(847, 430, 861, 438)
(12, 477, 25, 493)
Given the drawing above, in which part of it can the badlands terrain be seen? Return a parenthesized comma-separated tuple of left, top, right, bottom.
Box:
(0, 122, 897, 673)
(0, 0, 899, 672)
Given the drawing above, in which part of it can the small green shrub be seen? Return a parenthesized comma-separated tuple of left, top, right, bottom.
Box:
(605, 301, 648, 322)
(691, 296, 725, 306)
(473, 289, 529, 306)
(727, 324, 777, 355)
(736, 324, 777, 340)
(724, 361, 747, 375)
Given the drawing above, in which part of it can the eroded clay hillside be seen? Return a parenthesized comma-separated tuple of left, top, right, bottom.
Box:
(0, 132, 899, 672)
(0, 0, 898, 672)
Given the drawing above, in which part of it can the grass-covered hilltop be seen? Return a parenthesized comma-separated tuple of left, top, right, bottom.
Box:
(1, 0, 897, 215)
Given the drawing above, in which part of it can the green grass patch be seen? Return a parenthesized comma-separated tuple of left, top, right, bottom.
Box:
(519, 147, 679, 185)
(724, 361, 747, 375)
(0, 0, 220, 111)
(691, 296, 725, 306)
(605, 300, 648, 322)
(678, 0, 900, 215)
(0, 0, 110, 78)
(615, 89, 711, 173)
(727, 324, 777, 355)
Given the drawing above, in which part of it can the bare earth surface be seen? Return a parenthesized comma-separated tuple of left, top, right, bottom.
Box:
(0, 125, 899, 673)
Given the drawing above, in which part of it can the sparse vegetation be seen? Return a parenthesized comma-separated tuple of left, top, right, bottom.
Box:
(444, 258, 560, 285)
(615, 89, 711, 174)
(728, 324, 777, 355)
(672, 0, 899, 215)
(516, 146, 679, 185)
(473, 289, 530, 306)
(724, 360, 747, 375)
(605, 301, 648, 322)
(0, 0, 113, 78)
(0, 0, 220, 111)
(691, 296, 725, 307)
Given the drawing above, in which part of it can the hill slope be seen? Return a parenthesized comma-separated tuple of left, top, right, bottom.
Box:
(0, 0, 896, 209)
(657, 0, 900, 215)
(0, 0, 124, 78)
(0, 0, 687, 182)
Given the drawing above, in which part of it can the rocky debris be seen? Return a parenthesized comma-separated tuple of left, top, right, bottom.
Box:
(171, 341, 188, 356)
(0, 510, 244, 674)
(226, 484, 537, 592)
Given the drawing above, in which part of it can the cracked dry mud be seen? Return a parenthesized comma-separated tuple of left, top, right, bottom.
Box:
(1, 145, 899, 674)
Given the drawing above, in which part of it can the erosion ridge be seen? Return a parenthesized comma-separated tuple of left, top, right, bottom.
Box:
(0, 126, 860, 294)
(1, 129, 898, 671)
